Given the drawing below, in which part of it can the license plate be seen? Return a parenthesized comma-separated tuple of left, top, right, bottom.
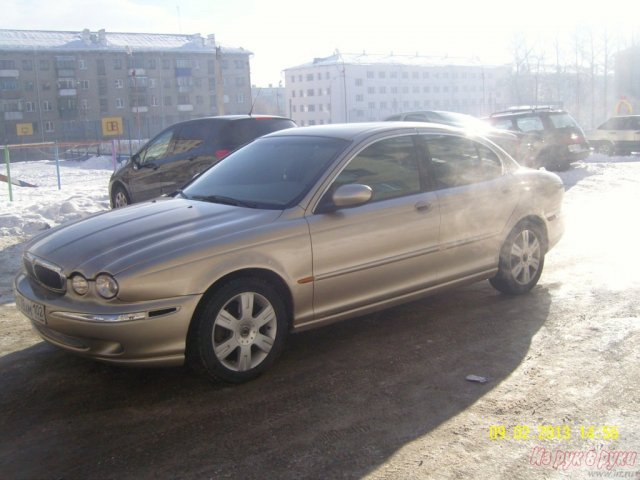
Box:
(15, 291, 46, 324)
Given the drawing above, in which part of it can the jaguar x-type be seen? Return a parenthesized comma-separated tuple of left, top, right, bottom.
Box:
(14, 123, 564, 383)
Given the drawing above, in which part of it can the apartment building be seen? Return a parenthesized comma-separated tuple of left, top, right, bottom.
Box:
(284, 52, 511, 125)
(0, 29, 252, 145)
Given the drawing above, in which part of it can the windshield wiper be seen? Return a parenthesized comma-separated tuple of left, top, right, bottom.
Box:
(188, 194, 257, 208)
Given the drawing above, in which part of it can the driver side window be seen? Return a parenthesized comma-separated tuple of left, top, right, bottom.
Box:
(332, 136, 421, 202)
(139, 128, 175, 164)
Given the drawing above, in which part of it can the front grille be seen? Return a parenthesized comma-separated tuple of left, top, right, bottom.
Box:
(24, 253, 67, 293)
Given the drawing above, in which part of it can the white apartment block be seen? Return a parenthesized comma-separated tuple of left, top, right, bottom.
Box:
(284, 52, 511, 125)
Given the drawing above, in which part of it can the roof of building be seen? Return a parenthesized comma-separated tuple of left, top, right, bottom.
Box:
(286, 52, 505, 70)
(0, 29, 251, 55)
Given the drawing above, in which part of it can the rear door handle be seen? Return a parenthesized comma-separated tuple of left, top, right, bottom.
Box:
(415, 201, 432, 212)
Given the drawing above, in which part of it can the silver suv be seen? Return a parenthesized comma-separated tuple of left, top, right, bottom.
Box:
(587, 115, 640, 156)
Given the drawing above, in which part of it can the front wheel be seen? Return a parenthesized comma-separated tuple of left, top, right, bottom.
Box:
(111, 185, 131, 208)
(192, 278, 289, 383)
(490, 222, 546, 295)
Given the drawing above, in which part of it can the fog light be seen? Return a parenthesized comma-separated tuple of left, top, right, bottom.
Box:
(71, 274, 89, 295)
(96, 274, 118, 299)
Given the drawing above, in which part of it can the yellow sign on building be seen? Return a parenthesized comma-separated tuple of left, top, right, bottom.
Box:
(102, 117, 124, 136)
(16, 123, 34, 136)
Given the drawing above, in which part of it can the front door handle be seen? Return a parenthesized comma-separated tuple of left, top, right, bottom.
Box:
(415, 201, 432, 212)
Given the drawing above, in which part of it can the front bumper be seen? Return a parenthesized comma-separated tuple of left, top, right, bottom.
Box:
(14, 272, 202, 367)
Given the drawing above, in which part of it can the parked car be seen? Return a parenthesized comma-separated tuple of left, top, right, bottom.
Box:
(485, 106, 589, 170)
(15, 123, 564, 383)
(385, 110, 522, 160)
(108, 115, 297, 208)
(586, 115, 640, 156)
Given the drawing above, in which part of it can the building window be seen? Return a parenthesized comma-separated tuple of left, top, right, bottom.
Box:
(290, 76, 295, 83)
(178, 94, 190, 105)
(148, 78, 156, 88)
(115, 79, 124, 89)
(39, 59, 49, 70)
(368, 102, 375, 109)
(147, 58, 157, 70)
(151, 96, 159, 106)
(367, 87, 375, 94)
(402, 72, 408, 79)
(391, 86, 397, 94)
(24, 81, 35, 92)
(235, 77, 245, 86)
(223, 94, 229, 104)
(78, 59, 87, 70)
(423, 86, 430, 93)
(176, 58, 191, 68)
(356, 94, 363, 102)
(234, 60, 244, 69)
(113, 57, 122, 69)
(81, 99, 89, 111)
(44, 121, 54, 132)
(355, 78, 363, 86)
(42, 100, 52, 111)
(412, 86, 419, 93)
(379, 86, 386, 94)
(162, 58, 172, 69)
(22, 59, 33, 71)
(24, 102, 35, 112)
(196, 95, 203, 104)
(292, 105, 297, 112)
(390, 71, 397, 79)
(116, 98, 125, 109)
(380, 101, 387, 109)
(308, 104, 315, 112)
(306, 74, 313, 81)
(366, 71, 374, 79)
(307, 89, 314, 96)
(378, 71, 386, 79)
(79, 80, 90, 90)
(236, 93, 244, 103)
(99, 98, 108, 112)
(164, 96, 172, 106)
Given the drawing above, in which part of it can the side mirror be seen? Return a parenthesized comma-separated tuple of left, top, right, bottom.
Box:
(316, 184, 373, 213)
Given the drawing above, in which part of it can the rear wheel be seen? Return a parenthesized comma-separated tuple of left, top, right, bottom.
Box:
(596, 142, 615, 157)
(490, 221, 545, 295)
(193, 277, 288, 383)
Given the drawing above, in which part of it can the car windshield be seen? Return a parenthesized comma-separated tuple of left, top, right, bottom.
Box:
(182, 135, 349, 209)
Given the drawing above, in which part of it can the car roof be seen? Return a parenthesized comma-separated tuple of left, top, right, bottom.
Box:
(490, 107, 567, 118)
(263, 122, 466, 141)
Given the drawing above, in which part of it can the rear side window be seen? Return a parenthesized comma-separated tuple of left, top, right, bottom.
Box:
(404, 113, 430, 122)
(548, 113, 579, 129)
(223, 119, 295, 149)
(490, 118, 515, 131)
(425, 135, 502, 189)
(172, 121, 209, 154)
(515, 116, 545, 132)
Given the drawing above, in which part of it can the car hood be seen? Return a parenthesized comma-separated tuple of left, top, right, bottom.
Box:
(26, 198, 283, 277)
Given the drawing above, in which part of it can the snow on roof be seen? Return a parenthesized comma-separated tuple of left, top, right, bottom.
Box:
(286, 52, 504, 70)
(0, 29, 251, 55)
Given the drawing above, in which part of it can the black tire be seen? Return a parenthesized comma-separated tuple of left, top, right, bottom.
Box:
(490, 221, 546, 295)
(111, 184, 131, 208)
(193, 277, 288, 383)
(596, 142, 615, 157)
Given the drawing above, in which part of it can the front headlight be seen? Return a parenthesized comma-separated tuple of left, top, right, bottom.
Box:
(71, 274, 89, 295)
(95, 274, 119, 299)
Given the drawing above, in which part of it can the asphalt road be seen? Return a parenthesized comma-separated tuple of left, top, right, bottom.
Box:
(1, 159, 639, 479)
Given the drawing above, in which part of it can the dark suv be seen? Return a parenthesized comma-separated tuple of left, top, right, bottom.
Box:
(109, 115, 296, 207)
(485, 107, 589, 170)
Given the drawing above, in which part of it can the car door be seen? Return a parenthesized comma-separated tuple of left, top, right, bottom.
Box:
(421, 134, 520, 282)
(307, 134, 441, 320)
(128, 126, 178, 202)
(161, 120, 216, 191)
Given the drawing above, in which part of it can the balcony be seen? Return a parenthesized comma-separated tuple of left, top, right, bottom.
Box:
(58, 109, 79, 120)
(177, 104, 193, 112)
(0, 69, 19, 77)
(175, 68, 192, 77)
(129, 68, 146, 77)
(131, 106, 148, 113)
(56, 69, 76, 78)
(59, 89, 78, 96)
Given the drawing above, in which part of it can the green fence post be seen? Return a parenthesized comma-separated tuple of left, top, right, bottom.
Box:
(3, 146, 13, 202)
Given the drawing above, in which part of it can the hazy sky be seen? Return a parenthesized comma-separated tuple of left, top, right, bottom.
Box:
(2, 0, 637, 86)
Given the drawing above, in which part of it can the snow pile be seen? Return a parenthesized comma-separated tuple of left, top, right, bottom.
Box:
(0, 156, 114, 240)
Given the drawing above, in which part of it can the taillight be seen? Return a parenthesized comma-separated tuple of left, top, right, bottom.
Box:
(215, 149, 230, 159)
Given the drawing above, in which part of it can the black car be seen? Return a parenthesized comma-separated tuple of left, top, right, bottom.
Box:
(485, 107, 589, 170)
(109, 115, 297, 208)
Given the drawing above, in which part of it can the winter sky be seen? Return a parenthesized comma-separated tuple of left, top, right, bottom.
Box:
(1, 0, 638, 86)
